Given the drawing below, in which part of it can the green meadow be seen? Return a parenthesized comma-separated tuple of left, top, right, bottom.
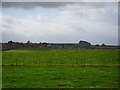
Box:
(2, 48, 119, 88)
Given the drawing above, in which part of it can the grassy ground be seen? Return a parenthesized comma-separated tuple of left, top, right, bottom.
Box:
(16, 47, 54, 51)
(2, 49, 118, 65)
(2, 66, 118, 88)
(2, 48, 119, 88)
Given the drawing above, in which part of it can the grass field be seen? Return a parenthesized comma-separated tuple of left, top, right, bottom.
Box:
(2, 47, 119, 88)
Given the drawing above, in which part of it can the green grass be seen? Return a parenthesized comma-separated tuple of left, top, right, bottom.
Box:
(2, 48, 119, 88)
(2, 49, 118, 65)
(2, 66, 118, 88)
(16, 47, 54, 51)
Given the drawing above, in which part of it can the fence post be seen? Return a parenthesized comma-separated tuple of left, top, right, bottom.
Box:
(83, 59, 85, 66)
(76, 58, 78, 65)
(15, 59, 17, 66)
(22, 60, 24, 66)
(99, 59, 101, 66)
(38, 59, 40, 66)
(81, 59, 82, 67)
(101, 59, 103, 67)
(111, 59, 113, 66)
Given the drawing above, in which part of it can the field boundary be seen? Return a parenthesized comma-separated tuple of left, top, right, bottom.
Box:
(1, 64, 120, 67)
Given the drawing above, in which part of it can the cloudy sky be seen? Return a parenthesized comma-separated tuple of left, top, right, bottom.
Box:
(1, 2, 118, 45)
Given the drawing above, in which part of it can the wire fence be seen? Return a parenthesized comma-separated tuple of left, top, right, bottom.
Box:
(1, 64, 119, 67)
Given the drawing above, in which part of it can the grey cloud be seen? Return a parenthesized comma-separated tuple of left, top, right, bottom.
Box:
(2, 2, 118, 45)
(2, 30, 31, 43)
(2, 25, 13, 29)
(2, 2, 111, 9)
(2, 2, 73, 9)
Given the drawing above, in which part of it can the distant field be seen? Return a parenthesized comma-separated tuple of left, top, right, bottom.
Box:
(16, 47, 54, 51)
(2, 48, 119, 88)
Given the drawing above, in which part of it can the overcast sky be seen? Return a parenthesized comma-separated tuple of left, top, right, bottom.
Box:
(1, 2, 118, 45)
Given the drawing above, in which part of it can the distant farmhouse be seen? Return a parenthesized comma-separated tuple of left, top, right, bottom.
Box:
(0, 40, 119, 51)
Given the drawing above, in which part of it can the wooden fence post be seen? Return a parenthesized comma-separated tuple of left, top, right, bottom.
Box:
(38, 59, 40, 66)
(81, 59, 82, 67)
(15, 59, 17, 66)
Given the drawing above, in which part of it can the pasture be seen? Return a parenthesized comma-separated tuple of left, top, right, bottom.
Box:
(2, 48, 119, 88)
